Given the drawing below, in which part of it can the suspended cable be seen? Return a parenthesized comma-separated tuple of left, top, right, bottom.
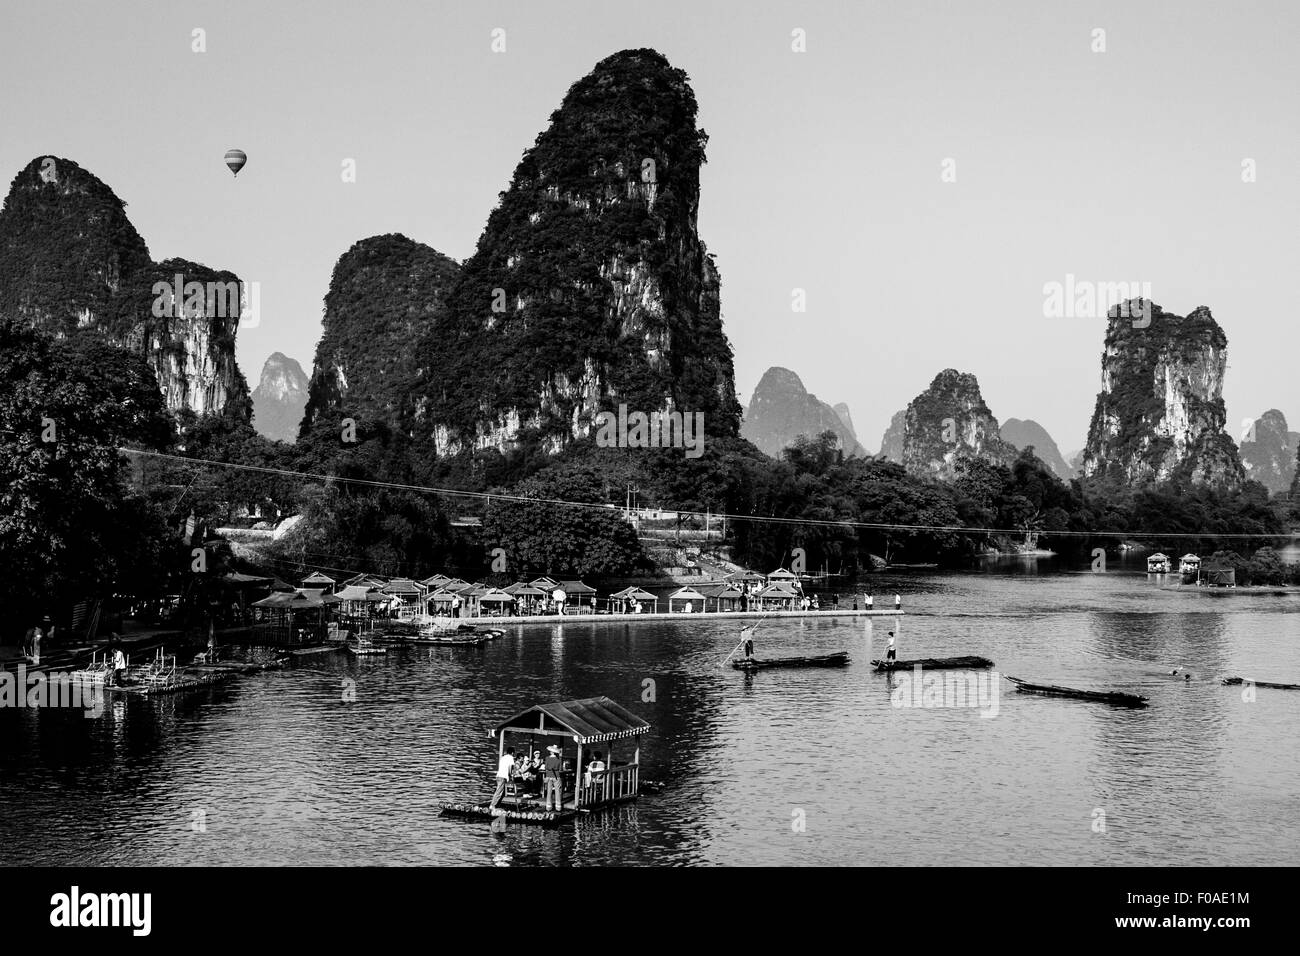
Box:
(120, 447, 1298, 541)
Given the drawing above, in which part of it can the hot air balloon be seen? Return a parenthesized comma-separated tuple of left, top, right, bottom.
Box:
(224, 149, 247, 177)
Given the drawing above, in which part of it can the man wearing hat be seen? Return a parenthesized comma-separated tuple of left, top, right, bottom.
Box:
(543, 744, 564, 812)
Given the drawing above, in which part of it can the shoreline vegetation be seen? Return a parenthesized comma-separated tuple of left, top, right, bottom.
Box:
(2, 324, 1297, 643)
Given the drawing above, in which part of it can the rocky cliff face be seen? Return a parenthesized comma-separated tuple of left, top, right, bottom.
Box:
(0, 156, 249, 419)
(894, 369, 1017, 480)
(742, 367, 865, 458)
(999, 418, 1073, 481)
(302, 234, 458, 438)
(832, 403, 858, 439)
(252, 352, 310, 442)
(412, 49, 741, 458)
(878, 409, 906, 462)
(1239, 409, 1298, 494)
(1082, 302, 1242, 487)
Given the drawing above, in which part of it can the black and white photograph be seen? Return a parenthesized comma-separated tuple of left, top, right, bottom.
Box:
(0, 0, 1292, 932)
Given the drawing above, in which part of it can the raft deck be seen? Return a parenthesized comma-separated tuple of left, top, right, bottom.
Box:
(731, 651, 850, 671)
(1005, 675, 1148, 708)
(872, 655, 994, 672)
(1222, 676, 1300, 691)
(439, 802, 577, 827)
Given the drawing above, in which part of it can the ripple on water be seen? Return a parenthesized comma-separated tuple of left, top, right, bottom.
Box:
(1, 569, 1298, 865)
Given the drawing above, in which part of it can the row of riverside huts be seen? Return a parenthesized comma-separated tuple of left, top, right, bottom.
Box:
(239, 566, 817, 645)
(1147, 552, 1235, 586)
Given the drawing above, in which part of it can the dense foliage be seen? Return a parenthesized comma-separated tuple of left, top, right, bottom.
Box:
(481, 458, 648, 577)
(0, 157, 153, 338)
(412, 48, 741, 456)
(301, 234, 458, 437)
(0, 319, 178, 629)
(1083, 304, 1242, 486)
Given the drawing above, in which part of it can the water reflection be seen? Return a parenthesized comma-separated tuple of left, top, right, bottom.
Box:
(2, 565, 1298, 865)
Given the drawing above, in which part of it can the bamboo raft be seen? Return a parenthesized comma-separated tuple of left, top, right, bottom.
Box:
(286, 644, 343, 657)
(409, 628, 506, 646)
(439, 802, 576, 826)
(1222, 676, 1300, 691)
(731, 651, 850, 671)
(1005, 675, 1148, 708)
(872, 655, 995, 672)
(105, 668, 239, 697)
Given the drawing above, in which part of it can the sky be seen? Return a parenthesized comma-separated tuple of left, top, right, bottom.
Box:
(2, 0, 1298, 455)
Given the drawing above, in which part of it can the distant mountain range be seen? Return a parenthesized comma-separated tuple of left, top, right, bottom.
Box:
(741, 367, 867, 458)
(1239, 408, 1298, 494)
(875, 369, 1017, 480)
(251, 352, 309, 442)
(999, 418, 1074, 481)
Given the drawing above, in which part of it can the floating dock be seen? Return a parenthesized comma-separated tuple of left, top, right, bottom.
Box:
(285, 644, 345, 657)
(105, 669, 238, 697)
(438, 609, 904, 626)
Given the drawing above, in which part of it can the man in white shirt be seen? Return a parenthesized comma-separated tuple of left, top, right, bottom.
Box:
(584, 752, 606, 788)
(489, 747, 516, 811)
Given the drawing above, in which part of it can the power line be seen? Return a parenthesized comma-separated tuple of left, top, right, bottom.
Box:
(120, 447, 1297, 541)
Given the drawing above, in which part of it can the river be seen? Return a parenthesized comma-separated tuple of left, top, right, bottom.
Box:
(2, 556, 1297, 866)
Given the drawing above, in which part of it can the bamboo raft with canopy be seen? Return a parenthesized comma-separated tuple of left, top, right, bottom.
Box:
(731, 651, 851, 671)
(440, 696, 651, 826)
(872, 655, 994, 672)
(1005, 675, 1148, 708)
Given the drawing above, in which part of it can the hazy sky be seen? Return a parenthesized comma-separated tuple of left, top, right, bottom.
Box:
(3, 1, 1297, 454)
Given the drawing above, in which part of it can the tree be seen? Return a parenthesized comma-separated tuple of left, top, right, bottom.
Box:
(0, 320, 175, 626)
(481, 463, 646, 577)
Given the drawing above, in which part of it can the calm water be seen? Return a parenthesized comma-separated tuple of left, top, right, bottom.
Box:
(3, 559, 1298, 866)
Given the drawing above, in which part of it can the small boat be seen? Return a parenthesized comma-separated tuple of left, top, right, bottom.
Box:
(1005, 675, 1148, 708)
(347, 636, 387, 656)
(731, 651, 850, 671)
(1222, 676, 1300, 691)
(872, 655, 994, 672)
(411, 626, 505, 646)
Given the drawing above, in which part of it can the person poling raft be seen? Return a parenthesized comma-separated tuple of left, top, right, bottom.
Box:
(1004, 675, 1148, 708)
(731, 651, 851, 671)
(724, 622, 850, 671)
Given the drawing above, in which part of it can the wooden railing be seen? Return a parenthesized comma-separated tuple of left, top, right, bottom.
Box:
(577, 763, 638, 807)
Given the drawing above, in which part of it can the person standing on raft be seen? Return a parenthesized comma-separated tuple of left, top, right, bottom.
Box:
(489, 747, 516, 811)
(886, 632, 897, 663)
(741, 625, 756, 659)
